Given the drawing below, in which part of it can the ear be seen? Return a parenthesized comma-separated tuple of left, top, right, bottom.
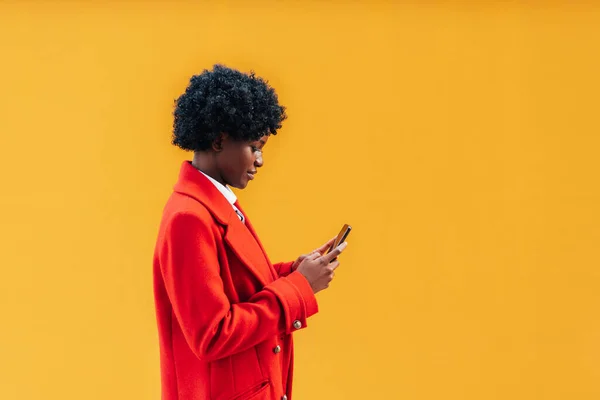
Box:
(212, 132, 228, 152)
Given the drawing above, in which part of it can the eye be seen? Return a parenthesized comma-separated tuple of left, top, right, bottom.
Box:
(251, 145, 262, 154)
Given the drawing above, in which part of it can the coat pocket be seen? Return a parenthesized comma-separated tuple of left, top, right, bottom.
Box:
(229, 379, 270, 400)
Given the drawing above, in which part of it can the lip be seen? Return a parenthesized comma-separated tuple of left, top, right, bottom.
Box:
(247, 172, 256, 180)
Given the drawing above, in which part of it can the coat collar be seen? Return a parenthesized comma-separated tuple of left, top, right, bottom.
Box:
(173, 161, 235, 225)
(173, 161, 276, 285)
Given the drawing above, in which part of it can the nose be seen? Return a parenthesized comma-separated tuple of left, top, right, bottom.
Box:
(254, 152, 263, 168)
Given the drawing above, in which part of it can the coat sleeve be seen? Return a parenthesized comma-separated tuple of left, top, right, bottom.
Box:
(158, 211, 318, 362)
(273, 261, 294, 277)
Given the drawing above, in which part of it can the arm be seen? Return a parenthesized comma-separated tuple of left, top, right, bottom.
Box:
(159, 212, 318, 362)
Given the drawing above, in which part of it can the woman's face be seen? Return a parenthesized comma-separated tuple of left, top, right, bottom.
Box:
(216, 134, 268, 189)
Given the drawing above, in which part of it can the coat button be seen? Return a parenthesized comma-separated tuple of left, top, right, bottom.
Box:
(273, 345, 281, 354)
(293, 320, 302, 329)
(282, 396, 288, 400)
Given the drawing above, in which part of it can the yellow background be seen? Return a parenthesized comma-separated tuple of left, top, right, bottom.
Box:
(1, 1, 599, 399)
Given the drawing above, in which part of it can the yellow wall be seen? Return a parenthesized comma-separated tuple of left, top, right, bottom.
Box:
(1, 2, 599, 399)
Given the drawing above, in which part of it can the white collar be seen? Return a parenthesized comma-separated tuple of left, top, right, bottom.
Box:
(197, 170, 238, 206)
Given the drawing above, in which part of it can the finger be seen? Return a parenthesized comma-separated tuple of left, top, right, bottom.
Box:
(307, 252, 321, 260)
(321, 241, 348, 264)
(315, 236, 337, 256)
(328, 260, 341, 271)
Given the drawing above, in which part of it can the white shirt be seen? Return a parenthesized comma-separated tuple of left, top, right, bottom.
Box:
(197, 170, 245, 223)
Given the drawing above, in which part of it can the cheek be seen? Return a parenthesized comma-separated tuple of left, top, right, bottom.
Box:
(242, 150, 256, 168)
(225, 150, 253, 177)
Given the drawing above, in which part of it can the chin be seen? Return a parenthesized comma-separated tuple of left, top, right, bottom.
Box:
(231, 181, 248, 190)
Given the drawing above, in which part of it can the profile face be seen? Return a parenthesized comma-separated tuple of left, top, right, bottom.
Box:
(217, 135, 269, 189)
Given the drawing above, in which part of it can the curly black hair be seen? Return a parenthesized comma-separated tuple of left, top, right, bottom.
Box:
(172, 64, 287, 151)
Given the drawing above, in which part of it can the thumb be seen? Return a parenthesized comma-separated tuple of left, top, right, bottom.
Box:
(314, 236, 337, 256)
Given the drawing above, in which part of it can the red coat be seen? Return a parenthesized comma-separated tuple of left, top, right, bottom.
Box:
(153, 161, 318, 400)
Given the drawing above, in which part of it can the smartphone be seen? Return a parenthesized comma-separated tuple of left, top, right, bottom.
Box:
(327, 224, 352, 254)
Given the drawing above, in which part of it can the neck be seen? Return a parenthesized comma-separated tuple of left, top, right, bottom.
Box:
(192, 152, 226, 186)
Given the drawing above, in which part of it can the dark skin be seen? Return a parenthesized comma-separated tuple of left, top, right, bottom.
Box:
(192, 133, 267, 190)
(191, 133, 348, 294)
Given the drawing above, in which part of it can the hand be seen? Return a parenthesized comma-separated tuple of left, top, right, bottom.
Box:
(291, 237, 336, 272)
(296, 241, 348, 294)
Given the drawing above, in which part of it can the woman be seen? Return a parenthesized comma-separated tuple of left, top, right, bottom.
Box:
(153, 65, 348, 400)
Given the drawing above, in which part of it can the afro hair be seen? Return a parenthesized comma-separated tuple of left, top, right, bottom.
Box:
(172, 64, 287, 151)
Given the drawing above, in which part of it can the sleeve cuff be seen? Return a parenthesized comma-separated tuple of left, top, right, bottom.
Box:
(265, 271, 319, 334)
(286, 271, 319, 317)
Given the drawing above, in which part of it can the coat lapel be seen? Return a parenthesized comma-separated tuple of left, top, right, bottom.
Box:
(173, 161, 274, 286)
(223, 215, 276, 284)
(234, 202, 277, 281)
